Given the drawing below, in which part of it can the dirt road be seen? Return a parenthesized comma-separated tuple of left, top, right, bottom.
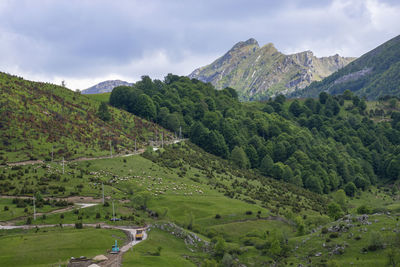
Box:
(3, 139, 186, 167)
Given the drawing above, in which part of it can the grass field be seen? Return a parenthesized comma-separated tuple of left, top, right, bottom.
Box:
(2, 142, 400, 266)
(122, 228, 200, 267)
(85, 93, 111, 103)
(0, 227, 126, 267)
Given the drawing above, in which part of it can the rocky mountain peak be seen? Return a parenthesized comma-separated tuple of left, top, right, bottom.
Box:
(230, 38, 260, 51)
(189, 39, 356, 100)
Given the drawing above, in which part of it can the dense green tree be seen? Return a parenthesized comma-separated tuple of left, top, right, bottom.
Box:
(344, 182, 357, 197)
(206, 130, 229, 158)
(260, 154, 273, 176)
(304, 175, 322, 194)
(289, 100, 303, 117)
(245, 145, 259, 168)
(327, 202, 343, 220)
(387, 155, 400, 180)
(189, 122, 209, 147)
(230, 146, 249, 169)
(319, 92, 329, 104)
(137, 94, 156, 120)
(97, 102, 111, 122)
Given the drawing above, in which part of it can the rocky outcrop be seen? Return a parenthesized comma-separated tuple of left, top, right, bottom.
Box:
(150, 223, 211, 253)
(82, 80, 133, 94)
(189, 38, 355, 100)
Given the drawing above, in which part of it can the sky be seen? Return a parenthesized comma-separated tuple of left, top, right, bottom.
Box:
(0, 0, 399, 90)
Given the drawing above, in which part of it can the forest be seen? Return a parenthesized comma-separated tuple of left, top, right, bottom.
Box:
(109, 74, 400, 195)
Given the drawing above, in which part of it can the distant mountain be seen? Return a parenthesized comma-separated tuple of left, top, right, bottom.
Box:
(291, 35, 400, 99)
(189, 38, 355, 100)
(82, 80, 133, 94)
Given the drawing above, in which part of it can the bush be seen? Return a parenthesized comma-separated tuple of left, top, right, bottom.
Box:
(96, 212, 101, 219)
(329, 232, 339, 239)
(367, 231, 384, 251)
(245, 210, 253, 215)
(75, 222, 83, 229)
(215, 214, 221, 219)
(321, 227, 328, 234)
(3, 206, 9, 211)
(357, 205, 372, 214)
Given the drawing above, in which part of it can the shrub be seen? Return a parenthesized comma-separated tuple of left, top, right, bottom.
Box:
(245, 210, 253, 215)
(321, 227, 328, 234)
(215, 214, 221, 219)
(367, 231, 384, 251)
(4, 206, 9, 211)
(357, 205, 372, 214)
(75, 222, 83, 229)
(329, 232, 339, 239)
(96, 212, 101, 219)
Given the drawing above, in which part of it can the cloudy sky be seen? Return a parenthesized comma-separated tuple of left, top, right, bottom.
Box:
(0, 0, 399, 90)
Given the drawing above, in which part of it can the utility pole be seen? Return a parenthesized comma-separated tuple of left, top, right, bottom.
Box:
(102, 183, 105, 205)
(33, 196, 36, 221)
(62, 157, 65, 174)
(112, 200, 115, 221)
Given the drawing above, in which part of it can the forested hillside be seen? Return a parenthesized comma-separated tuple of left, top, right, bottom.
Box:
(109, 75, 400, 195)
(291, 34, 400, 99)
(0, 72, 171, 163)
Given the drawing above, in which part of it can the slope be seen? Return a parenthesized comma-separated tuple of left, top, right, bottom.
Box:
(0, 72, 171, 163)
(189, 38, 354, 100)
(292, 34, 400, 99)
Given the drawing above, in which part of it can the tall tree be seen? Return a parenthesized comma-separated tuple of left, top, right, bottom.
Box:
(97, 102, 111, 122)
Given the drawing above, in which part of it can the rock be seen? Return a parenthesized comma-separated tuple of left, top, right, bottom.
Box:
(92, 255, 108, 261)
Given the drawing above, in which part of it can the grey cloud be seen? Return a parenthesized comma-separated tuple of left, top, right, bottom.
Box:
(0, 0, 399, 88)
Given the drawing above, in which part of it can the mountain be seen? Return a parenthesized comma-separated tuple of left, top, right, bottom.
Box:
(0, 72, 170, 163)
(81, 80, 133, 94)
(189, 38, 355, 100)
(292, 35, 400, 99)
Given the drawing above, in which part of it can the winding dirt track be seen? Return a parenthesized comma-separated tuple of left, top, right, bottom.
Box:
(3, 139, 185, 167)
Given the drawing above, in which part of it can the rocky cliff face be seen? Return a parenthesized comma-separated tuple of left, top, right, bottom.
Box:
(189, 38, 355, 100)
(82, 80, 133, 94)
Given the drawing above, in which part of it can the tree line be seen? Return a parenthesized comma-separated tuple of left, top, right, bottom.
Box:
(109, 74, 400, 195)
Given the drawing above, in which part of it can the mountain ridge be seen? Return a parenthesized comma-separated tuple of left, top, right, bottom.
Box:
(290, 34, 400, 99)
(82, 79, 133, 94)
(189, 38, 355, 100)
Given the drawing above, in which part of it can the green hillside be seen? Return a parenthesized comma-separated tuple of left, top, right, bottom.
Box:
(0, 72, 171, 163)
(1, 72, 400, 266)
(1, 141, 400, 266)
(292, 34, 400, 99)
(109, 75, 400, 195)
